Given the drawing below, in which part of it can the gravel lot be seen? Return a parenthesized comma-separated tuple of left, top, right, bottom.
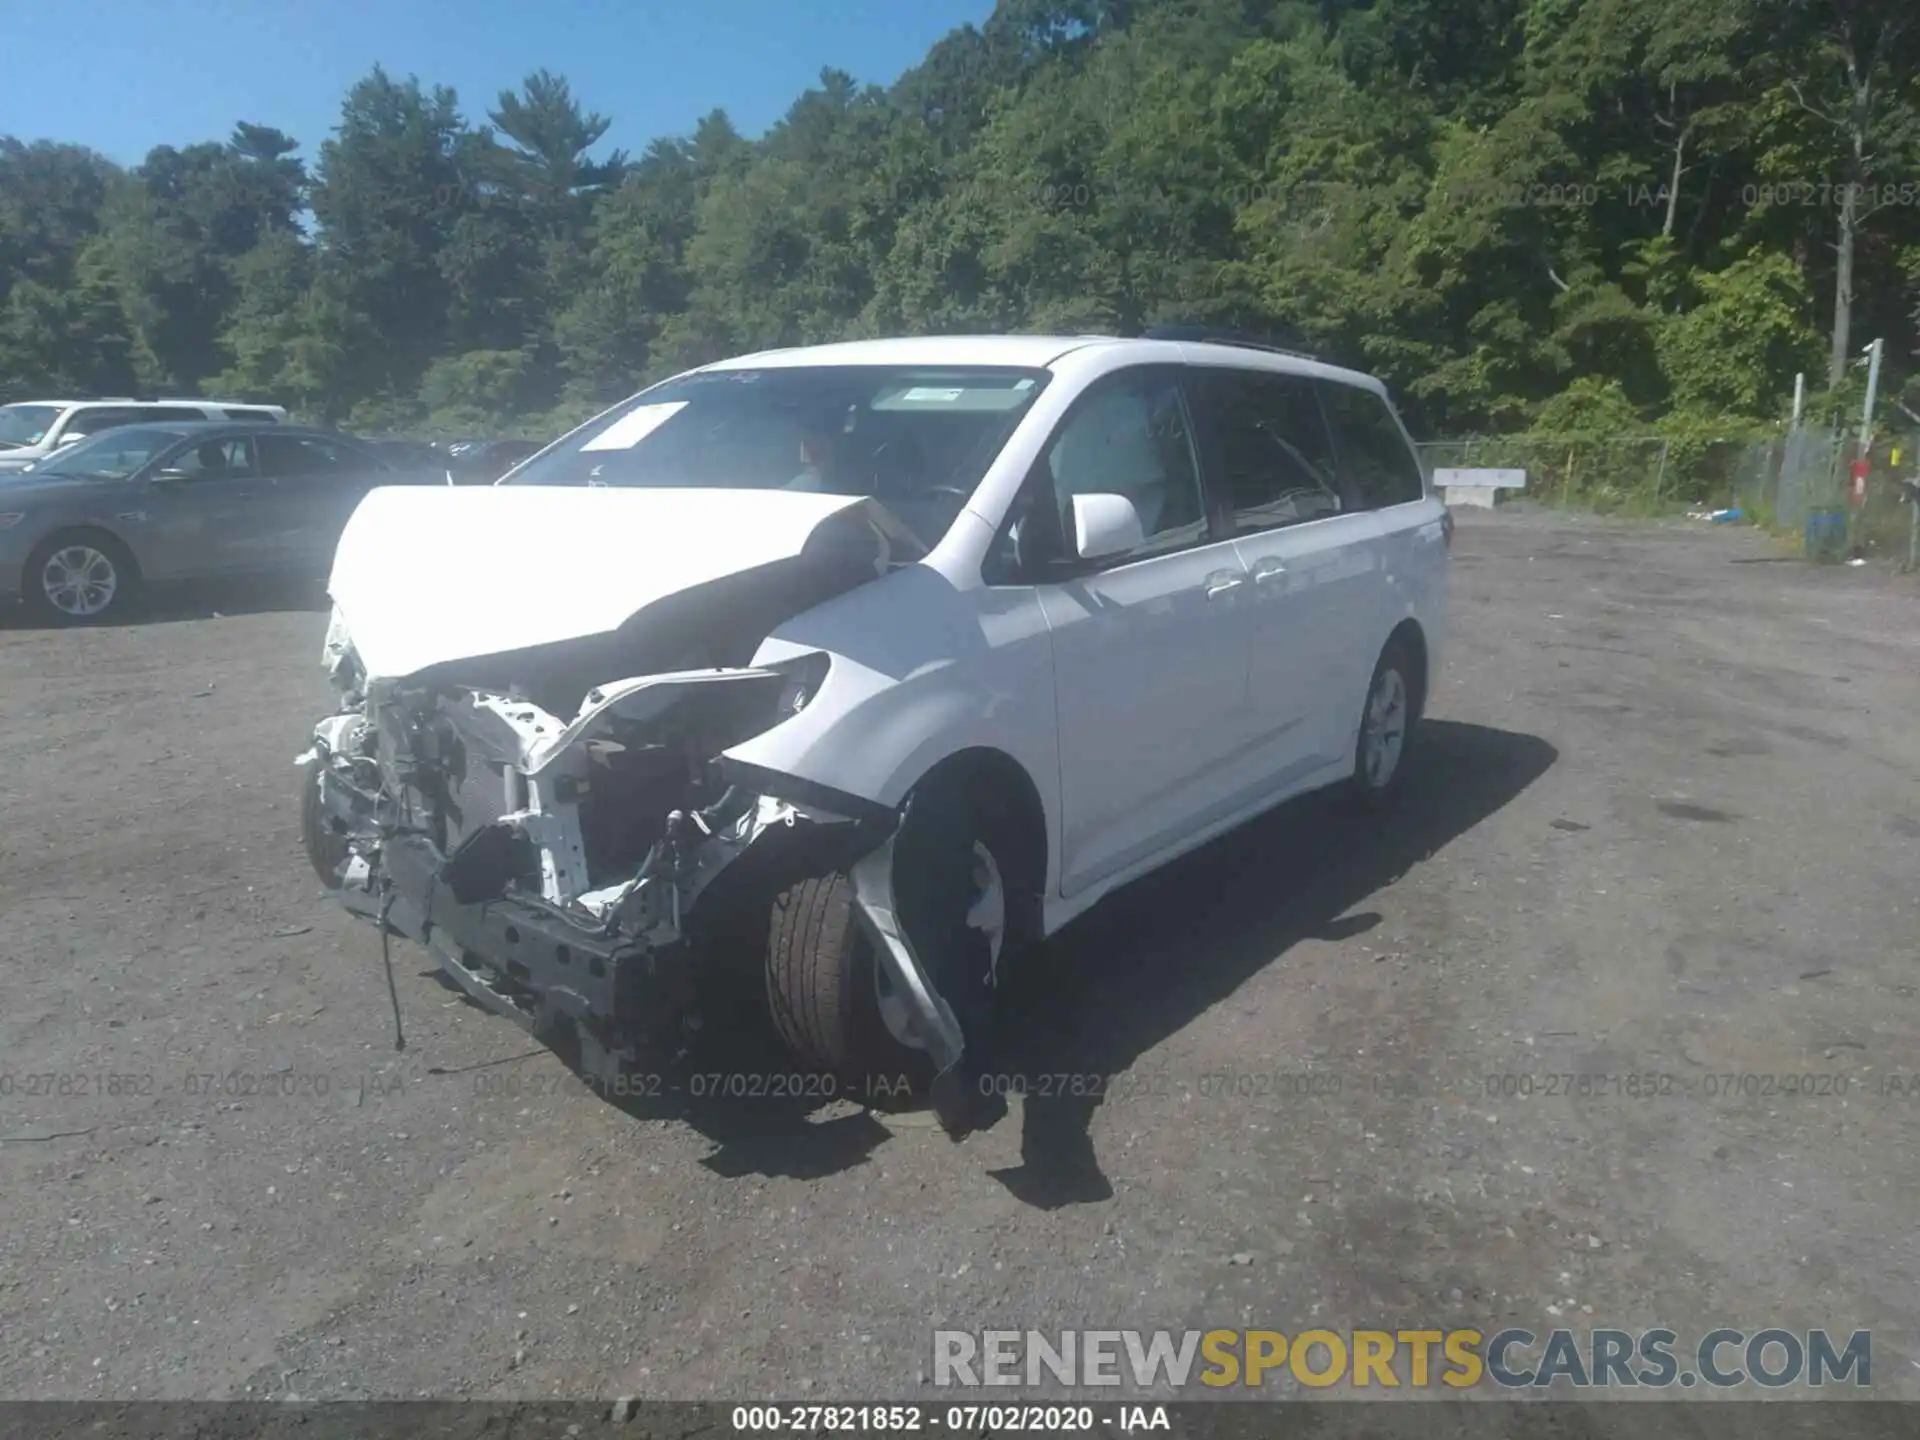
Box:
(2, 506, 1919, 1408)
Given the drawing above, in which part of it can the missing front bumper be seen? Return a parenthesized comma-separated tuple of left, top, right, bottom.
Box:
(303, 667, 977, 1103)
(379, 833, 694, 1030)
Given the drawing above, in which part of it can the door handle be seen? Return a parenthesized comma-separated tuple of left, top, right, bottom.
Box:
(1252, 558, 1288, 583)
(1204, 570, 1245, 598)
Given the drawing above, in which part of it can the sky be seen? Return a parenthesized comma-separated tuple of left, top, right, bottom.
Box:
(0, 0, 998, 168)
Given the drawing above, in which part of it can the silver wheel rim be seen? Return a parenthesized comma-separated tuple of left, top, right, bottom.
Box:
(1362, 667, 1408, 788)
(874, 841, 1006, 1048)
(42, 545, 119, 617)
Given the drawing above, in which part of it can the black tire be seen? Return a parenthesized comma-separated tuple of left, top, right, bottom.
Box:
(22, 529, 141, 626)
(765, 777, 1029, 1098)
(299, 760, 354, 889)
(765, 870, 923, 1094)
(1348, 634, 1422, 810)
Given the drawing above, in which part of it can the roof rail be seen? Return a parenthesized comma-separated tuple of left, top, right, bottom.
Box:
(1141, 325, 1320, 361)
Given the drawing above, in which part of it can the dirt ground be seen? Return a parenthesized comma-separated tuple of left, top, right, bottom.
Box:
(2, 506, 1919, 1408)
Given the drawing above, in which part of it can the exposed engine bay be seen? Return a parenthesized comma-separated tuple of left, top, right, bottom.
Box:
(297, 485, 969, 1097)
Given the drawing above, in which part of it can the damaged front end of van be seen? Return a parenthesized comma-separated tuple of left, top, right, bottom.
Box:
(296, 484, 970, 1109)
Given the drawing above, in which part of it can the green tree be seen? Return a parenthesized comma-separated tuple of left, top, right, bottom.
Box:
(305, 67, 474, 413)
(1751, 0, 1920, 387)
(1655, 249, 1824, 415)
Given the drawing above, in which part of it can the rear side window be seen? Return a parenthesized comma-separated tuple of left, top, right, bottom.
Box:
(221, 408, 280, 423)
(257, 434, 364, 479)
(1319, 382, 1424, 509)
(1194, 368, 1343, 533)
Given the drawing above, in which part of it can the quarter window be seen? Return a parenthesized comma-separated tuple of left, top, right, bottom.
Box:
(1320, 381, 1424, 509)
(1198, 369, 1343, 533)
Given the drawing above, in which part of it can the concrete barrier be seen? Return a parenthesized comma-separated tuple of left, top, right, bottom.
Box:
(1435, 467, 1527, 508)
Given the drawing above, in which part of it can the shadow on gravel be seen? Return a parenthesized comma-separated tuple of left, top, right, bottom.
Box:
(987, 719, 1557, 1209)
(440, 720, 1555, 1188)
(0, 575, 330, 630)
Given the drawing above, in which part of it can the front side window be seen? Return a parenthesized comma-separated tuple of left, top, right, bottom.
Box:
(987, 367, 1207, 582)
(161, 436, 259, 479)
(504, 365, 1051, 550)
(0, 404, 61, 450)
(1320, 381, 1424, 509)
(31, 426, 187, 481)
(1197, 368, 1343, 533)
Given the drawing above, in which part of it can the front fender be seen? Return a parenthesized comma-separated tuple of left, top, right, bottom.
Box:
(722, 559, 1061, 891)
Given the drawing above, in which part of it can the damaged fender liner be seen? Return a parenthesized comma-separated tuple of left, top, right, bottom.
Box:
(716, 758, 897, 830)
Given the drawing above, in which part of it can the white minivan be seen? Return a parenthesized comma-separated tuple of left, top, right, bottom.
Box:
(0, 397, 287, 472)
(299, 330, 1450, 1133)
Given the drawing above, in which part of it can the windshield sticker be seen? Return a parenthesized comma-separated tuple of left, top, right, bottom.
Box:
(581, 400, 689, 452)
(898, 387, 966, 403)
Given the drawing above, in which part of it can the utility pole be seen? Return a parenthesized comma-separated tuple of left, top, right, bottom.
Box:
(1861, 338, 1884, 453)
(1791, 372, 1805, 431)
(1846, 339, 1883, 559)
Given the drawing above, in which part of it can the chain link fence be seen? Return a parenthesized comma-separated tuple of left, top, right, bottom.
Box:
(1415, 435, 1747, 511)
(1732, 428, 1846, 534)
(1418, 429, 1918, 566)
(1732, 427, 1920, 568)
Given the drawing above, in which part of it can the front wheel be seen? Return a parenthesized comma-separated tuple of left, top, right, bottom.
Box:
(1348, 635, 1422, 809)
(299, 760, 355, 889)
(765, 870, 927, 1098)
(765, 786, 1019, 1099)
(23, 530, 140, 625)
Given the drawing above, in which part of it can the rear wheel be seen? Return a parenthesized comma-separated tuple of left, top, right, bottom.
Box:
(23, 530, 140, 625)
(1348, 634, 1421, 809)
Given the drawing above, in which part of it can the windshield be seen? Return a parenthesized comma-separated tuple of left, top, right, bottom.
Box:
(505, 365, 1051, 547)
(28, 425, 186, 481)
(0, 404, 62, 450)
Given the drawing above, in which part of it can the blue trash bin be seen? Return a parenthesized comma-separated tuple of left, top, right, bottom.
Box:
(1805, 507, 1847, 561)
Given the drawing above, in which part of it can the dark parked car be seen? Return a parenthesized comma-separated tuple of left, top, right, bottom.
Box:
(367, 438, 445, 473)
(441, 438, 543, 485)
(0, 421, 443, 623)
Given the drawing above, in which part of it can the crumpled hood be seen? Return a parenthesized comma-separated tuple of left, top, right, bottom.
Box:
(328, 484, 891, 683)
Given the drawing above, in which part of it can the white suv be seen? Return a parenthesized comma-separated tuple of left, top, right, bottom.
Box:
(0, 397, 288, 472)
(299, 331, 1449, 1133)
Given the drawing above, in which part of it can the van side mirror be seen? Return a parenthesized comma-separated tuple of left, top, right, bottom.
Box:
(1070, 493, 1146, 561)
